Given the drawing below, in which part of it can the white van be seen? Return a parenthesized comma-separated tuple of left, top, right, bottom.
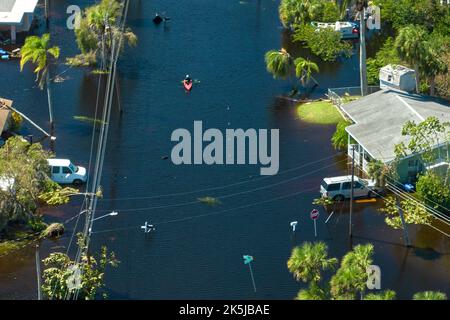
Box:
(320, 175, 380, 201)
(47, 159, 87, 185)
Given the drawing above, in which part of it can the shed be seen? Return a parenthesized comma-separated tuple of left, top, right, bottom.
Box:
(379, 65, 417, 93)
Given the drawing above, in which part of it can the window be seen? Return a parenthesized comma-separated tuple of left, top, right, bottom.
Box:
(408, 160, 418, 168)
(354, 182, 364, 189)
(342, 182, 351, 190)
(327, 183, 341, 191)
(62, 167, 72, 174)
(52, 166, 60, 174)
(69, 163, 78, 173)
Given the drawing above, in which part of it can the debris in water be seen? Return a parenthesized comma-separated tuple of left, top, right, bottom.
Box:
(198, 196, 222, 206)
(73, 116, 106, 126)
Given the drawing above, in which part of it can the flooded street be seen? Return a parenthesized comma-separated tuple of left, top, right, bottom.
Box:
(0, 0, 448, 299)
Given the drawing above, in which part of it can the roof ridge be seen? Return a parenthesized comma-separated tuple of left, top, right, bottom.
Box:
(395, 94, 425, 121)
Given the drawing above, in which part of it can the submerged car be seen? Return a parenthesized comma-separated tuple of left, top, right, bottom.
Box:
(320, 175, 381, 201)
(47, 159, 87, 185)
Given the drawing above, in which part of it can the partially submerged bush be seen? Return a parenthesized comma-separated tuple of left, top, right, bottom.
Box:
(42, 223, 65, 239)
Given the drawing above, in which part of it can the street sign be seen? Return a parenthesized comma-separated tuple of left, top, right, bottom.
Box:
(242, 255, 256, 292)
(310, 209, 319, 237)
(290, 221, 298, 232)
(243, 255, 254, 265)
(310, 209, 319, 220)
(141, 221, 155, 233)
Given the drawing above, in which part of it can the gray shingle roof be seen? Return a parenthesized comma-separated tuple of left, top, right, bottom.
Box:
(341, 89, 450, 163)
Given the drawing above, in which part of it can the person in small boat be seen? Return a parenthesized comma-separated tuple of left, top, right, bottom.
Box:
(153, 14, 163, 25)
(184, 74, 192, 84)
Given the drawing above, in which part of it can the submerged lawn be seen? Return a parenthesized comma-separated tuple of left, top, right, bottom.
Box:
(297, 100, 344, 125)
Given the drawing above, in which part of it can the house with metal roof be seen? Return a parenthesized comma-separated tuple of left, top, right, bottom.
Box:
(340, 89, 450, 184)
(0, 0, 38, 43)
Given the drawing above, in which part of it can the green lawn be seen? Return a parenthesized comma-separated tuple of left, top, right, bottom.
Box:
(297, 100, 344, 125)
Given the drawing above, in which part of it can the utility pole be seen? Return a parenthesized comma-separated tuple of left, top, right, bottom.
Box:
(35, 245, 41, 300)
(357, 1, 368, 96)
(45, 0, 49, 28)
(396, 196, 411, 247)
(349, 145, 355, 238)
(71, 0, 130, 300)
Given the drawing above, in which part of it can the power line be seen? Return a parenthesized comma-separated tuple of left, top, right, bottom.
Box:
(94, 159, 347, 214)
(91, 185, 319, 235)
(366, 187, 450, 238)
(72, 0, 130, 300)
(386, 175, 450, 215)
(99, 154, 340, 202)
(386, 181, 450, 225)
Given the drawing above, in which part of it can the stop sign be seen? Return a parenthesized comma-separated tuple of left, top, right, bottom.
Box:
(310, 209, 319, 220)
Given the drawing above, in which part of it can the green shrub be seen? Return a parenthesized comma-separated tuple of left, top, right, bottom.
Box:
(293, 24, 353, 62)
(331, 121, 352, 150)
(416, 171, 450, 212)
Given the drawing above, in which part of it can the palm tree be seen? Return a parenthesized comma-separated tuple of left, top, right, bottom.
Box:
(294, 57, 319, 86)
(279, 0, 312, 28)
(395, 25, 429, 93)
(73, 0, 137, 69)
(265, 48, 294, 79)
(330, 244, 374, 299)
(20, 33, 60, 124)
(413, 291, 447, 300)
(296, 283, 329, 300)
(422, 38, 448, 96)
(364, 290, 396, 300)
(367, 160, 389, 188)
(287, 242, 338, 284)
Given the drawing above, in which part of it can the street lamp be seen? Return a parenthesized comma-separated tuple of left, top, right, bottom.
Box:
(88, 211, 119, 233)
(92, 211, 119, 222)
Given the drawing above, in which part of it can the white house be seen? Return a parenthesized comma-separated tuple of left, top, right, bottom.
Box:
(0, 0, 38, 43)
(339, 89, 450, 184)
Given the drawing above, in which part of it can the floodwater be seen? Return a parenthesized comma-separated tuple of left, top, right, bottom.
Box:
(0, 0, 449, 299)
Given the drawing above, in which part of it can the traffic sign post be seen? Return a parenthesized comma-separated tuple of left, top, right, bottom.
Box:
(310, 209, 319, 237)
(243, 255, 256, 293)
(290, 221, 298, 232)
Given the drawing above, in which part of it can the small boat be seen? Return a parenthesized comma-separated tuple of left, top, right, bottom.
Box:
(0, 48, 21, 60)
(183, 80, 193, 91)
(311, 21, 359, 39)
(153, 14, 163, 25)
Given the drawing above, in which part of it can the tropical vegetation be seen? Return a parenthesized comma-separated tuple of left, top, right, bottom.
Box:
(331, 120, 352, 150)
(67, 0, 137, 70)
(41, 234, 119, 300)
(370, 0, 450, 97)
(293, 24, 353, 62)
(288, 241, 447, 300)
(0, 137, 76, 235)
(20, 33, 60, 123)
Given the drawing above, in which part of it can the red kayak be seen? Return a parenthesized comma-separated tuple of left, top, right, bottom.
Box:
(183, 80, 193, 91)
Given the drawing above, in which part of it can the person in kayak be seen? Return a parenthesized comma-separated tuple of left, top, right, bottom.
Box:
(184, 74, 192, 84)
